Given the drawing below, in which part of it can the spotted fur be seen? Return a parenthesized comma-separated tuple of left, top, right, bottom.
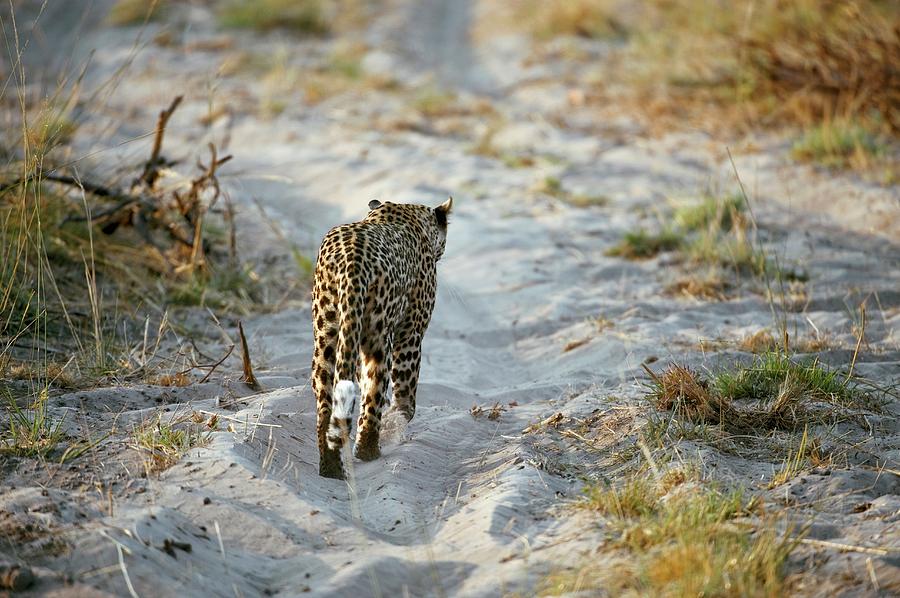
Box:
(311, 198, 453, 479)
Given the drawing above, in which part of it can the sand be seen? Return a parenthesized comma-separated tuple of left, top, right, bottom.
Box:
(2, 0, 899, 596)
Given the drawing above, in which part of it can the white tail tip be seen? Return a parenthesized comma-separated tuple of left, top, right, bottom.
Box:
(327, 380, 358, 450)
(333, 380, 358, 419)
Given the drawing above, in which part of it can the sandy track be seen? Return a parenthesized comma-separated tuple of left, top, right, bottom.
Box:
(2, 0, 899, 596)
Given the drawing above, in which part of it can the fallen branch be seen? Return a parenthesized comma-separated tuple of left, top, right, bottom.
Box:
(0, 173, 123, 198)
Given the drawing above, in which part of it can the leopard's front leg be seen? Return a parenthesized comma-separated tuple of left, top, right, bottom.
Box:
(390, 329, 423, 422)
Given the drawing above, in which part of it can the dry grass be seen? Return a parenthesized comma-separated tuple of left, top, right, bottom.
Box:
(152, 372, 192, 387)
(558, 474, 797, 597)
(613, 191, 808, 301)
(514, 0, 626, 41)
(1, 358, 76, 390)
(0, 30, 299, 445)
(0, 84, 283, 400)
(639, 1, 897, 132)
(792, 336, 833, 353)
(739, 330, 833, 354)
(412, 86, 464, 118)
(767, 426, 829, 488)
(665, 272, 728, 301)
(609, 192, 756, 270)
(306, 44, 397, 105)
(740, 330, 780, 354)
(648, 364, 740, 425)
(536, 176, 609, 207)
(235, 43, 395, 113)
(674, 193, 746, 233)
(686, 230, 767, 277)
(0, 161, 253, 383)
(675, 193, 768, 278)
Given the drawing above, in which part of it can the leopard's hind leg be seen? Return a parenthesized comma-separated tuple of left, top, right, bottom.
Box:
(312, 288, 343, 479)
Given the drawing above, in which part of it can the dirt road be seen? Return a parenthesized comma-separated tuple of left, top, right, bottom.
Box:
(3, 0, 898, 595)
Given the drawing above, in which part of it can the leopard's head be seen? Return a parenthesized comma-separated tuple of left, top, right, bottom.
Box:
(430, 197, 453, 260)
(367, 197, 453, 260)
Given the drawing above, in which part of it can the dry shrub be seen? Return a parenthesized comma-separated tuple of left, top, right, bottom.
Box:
(514, 1, 898, 133)
(742, 2, 900, 131)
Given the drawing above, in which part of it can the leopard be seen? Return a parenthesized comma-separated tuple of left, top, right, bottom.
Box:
(310, 197, 453, 479)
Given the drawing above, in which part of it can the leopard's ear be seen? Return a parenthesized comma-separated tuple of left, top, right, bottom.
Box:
(434, 196, 453, 227)
(368, 199, 382, 210)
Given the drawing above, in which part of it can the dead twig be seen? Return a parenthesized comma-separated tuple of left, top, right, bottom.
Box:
(138, 95, 183, 189)
(799, 538, 896, 556)
(196, 344, 235, 384)
(238, 321, 261, 391)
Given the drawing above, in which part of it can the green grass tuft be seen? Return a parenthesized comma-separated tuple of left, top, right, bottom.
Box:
(674, 193, 745, 232)
(714, 352, 855, 407)
(685, 231, 766, 276)
(107, 0, 170, 26)
(131, 413, 210, 473)
(412, 86, 460, 118)
(606, 228, 683, 259)
(167, 265, 261, 311)
(219, 0, 330, 34)
(1, 389, 65, 459)
(791, 121, 887, 171)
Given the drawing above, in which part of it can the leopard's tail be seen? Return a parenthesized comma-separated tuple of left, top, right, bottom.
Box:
(326, 280, 363, 450)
